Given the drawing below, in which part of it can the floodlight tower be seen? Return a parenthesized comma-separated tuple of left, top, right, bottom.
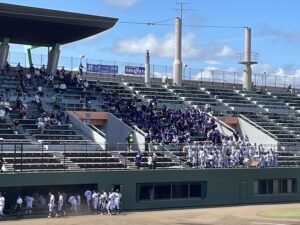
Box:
(238, 27, 258, 90)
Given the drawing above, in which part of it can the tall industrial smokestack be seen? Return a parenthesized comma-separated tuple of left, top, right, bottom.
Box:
(173, 17, 182, 86)
(145, 50, 150, 86)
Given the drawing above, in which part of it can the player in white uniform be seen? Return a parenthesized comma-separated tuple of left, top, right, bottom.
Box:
(115, 189, 122, 214)
(15, 195, 23, 216)
(99, 190, 107, 215)
(0, 193, 4, 219)
(68, 195, 77, 213)
(56, 192, 64, 217)
(24, 195, 34, 214)
(91, 191, 98, 213)
(76, 193, 81, 212)
(106, 191, 117, 215)
(48, 192, 55, 218)
(84, 189, 92, 211)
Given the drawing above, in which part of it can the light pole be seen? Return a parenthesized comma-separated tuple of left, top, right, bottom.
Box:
(183, 64, 188, 80)
(263, 72, 266, 88)
(80, 54, 85, 64)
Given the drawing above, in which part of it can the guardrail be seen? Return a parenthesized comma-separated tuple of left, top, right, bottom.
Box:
(7, 51, 300, 91)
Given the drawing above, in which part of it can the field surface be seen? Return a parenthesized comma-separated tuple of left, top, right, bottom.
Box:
(1, 203, 300, 225)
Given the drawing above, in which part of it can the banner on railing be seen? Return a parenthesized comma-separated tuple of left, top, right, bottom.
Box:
(125, 66, 145, 75)
(87, 63, 118, 74)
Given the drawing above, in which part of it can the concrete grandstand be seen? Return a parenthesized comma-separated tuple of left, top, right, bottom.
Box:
(0, 2, 300, 220)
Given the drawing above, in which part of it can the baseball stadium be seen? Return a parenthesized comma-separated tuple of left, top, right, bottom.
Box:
(0, 1, 300, 225)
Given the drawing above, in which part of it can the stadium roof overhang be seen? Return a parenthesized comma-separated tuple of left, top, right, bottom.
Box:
(0, 3, 118, 46)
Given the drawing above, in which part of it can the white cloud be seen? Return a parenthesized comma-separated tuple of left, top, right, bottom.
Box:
(114, 32, 236, 60)
(216, 45, 236, 57)
(101, 0, 141, 9)
(259, 25, 300, 44)
(193, 67, 216, 80)
(204, 60, 220, 65)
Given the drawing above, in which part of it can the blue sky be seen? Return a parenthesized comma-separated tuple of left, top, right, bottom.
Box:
(2, 0, 300, 77)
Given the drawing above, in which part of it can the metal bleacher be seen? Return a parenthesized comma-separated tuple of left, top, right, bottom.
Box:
(124, 82, 186, 108)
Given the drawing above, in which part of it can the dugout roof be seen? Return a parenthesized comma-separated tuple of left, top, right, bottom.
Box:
(0, 3, 118, 46)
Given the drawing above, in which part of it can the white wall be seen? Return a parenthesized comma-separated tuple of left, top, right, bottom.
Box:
(67, 111, 106, 150)
(104, 113, 145, 151)
(238, 117, 278, 145)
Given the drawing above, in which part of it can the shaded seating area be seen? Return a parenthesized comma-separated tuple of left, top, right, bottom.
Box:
(63, 151, 126, 169)
(0, 151, 65, 171)
(120, 151, 179, 168)
(277, 152, 300, 167)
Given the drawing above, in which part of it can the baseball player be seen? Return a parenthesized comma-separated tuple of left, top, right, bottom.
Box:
(68, 195, 77, 213)
(91, 190, 99, 213)
(84, 189, 92, 211)
(56, 192, 64, 217)
(48, 192, 55, 218)
(24, 195, 34, 214)
(107, 191, 117, 215)
(76, 193, 81, 212)
(99, 190, 107, 215)
(0, 192, 4, 219)
(15, 195, 23, 216)
(115, 189, 122, 214)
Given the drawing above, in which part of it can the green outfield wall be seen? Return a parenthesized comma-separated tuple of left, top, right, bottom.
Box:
(0, 168, 299, 210)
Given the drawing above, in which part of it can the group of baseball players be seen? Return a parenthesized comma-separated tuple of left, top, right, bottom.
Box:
(0, 188, 122, 220)
(84, 189, 122, 215)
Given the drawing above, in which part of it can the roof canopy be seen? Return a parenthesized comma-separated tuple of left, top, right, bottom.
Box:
(0, 3, 118, 46)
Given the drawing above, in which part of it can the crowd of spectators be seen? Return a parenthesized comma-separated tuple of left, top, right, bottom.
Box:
(37, 111, 71, 134)
(104, 91, 220, 145)
(182, 136, 277, 169)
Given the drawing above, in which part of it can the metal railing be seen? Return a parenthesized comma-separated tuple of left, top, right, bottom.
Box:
(6, 51, 300, 91)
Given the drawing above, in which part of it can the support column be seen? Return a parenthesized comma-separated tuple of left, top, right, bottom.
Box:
(0, 38, 10, 70)
(145, 50, 150, 86)
(47, 43, 60, 75)
(24, 45, 38, 67)
(173, 17, 182, 86)
(243, 27, 251, 90)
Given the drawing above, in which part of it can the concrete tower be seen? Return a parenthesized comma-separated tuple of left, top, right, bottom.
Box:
(145, 50, 150, 86)
(238, 27, 258, 90)
(173, 17, 183, 86)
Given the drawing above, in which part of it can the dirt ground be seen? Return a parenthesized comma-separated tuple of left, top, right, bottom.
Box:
(1, 203, 300, 225)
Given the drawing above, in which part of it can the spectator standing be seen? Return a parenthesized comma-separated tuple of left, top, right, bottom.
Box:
(148, 154, 153, 169)
(79, 63, 84, 77)
(126, 132, 134, 151)
(135, 151, 142, 169)
(0, 157, 4, 173)
(152, 153, 157, 169)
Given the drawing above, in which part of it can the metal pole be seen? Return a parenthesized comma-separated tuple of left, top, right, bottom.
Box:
(294, 76, 296, 90)
(85, 142, 87, 171)
(234, 72, 236, 85)
(21, 144, 23, 172)
(64, 142, 66, 171)
(106, 143, 108, 169)
(200, 69, 203, 83)
(14, 144, 16, 173)
(42, 142, 44, 168)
